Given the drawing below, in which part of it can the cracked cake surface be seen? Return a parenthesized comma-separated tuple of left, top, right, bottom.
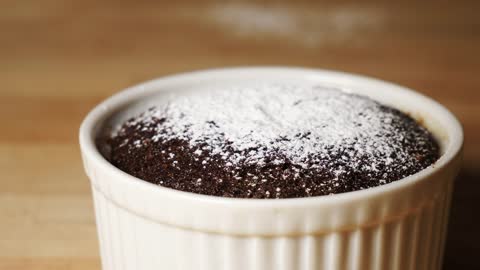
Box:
(99, 84, 440, 199)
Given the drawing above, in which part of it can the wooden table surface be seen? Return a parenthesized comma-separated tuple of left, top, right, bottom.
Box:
(1, 0, 479, 269)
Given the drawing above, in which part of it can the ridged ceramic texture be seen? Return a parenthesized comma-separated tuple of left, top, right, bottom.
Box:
(89, 177, 453, 270)
(80, 68, 463, 270)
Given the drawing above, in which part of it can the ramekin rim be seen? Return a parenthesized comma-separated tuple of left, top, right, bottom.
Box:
(79, 66, 464, 208)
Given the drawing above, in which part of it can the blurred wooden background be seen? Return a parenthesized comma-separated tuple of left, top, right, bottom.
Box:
(0, 0, 479, 269)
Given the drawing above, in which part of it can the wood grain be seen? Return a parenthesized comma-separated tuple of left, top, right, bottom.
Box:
(1, 0, 479, 269)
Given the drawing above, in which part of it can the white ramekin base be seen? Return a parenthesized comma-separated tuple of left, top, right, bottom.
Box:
(90, 177, 453, 270)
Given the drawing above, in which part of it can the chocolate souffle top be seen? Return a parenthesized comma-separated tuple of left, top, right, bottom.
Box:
(99, 85, 440, 199)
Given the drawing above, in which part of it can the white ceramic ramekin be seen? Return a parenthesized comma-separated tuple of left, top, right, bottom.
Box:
(80, 67, 463, 270)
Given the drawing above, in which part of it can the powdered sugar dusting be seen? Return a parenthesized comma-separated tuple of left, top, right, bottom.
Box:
(113, 84, 435, 188)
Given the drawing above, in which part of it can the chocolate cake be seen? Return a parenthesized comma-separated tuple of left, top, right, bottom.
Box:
(99, 85, 440, 199)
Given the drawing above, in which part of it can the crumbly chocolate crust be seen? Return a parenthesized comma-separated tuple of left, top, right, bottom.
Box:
(99, 86, 440, 199)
